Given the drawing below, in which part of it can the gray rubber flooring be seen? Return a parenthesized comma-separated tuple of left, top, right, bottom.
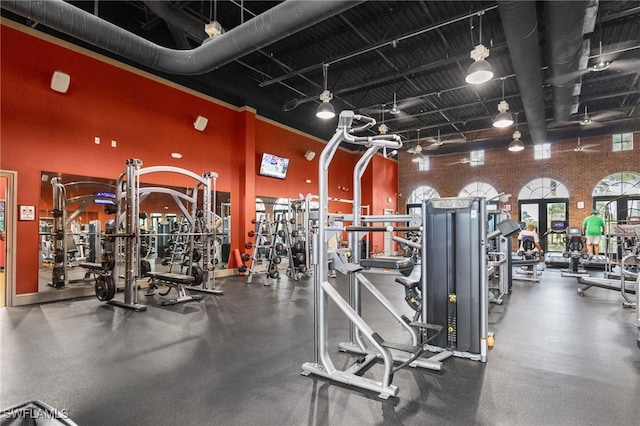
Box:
(1, 267, 639, 425)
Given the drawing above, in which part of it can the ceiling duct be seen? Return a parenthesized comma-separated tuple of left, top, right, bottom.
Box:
(497, 1, 547, 144)
(1, 0, 361, 75)
(545, 0, 589, 122)
(143, 1, 208, 43)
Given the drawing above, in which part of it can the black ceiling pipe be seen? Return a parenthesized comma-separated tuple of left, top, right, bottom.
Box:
(1, 0, 362, 75)
(497, 0, 547, 145)
(545, 0, 589, 122)
(143, 1, 207, 44)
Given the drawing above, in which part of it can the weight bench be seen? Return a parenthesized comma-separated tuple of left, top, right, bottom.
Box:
(79, 262, 106, 280)
(145, 272, 203, 306)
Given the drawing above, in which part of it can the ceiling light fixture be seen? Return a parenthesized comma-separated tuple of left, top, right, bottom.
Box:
(590, 40, 610, 72)
(316, 63, 335, 119)
(389, 92, 401, 115)
(508, 112, 524, 152)
(378, 107, 388, 134)
(493, 78, 513, 128)
(579, 105, 592, 125)
(465, 11, 493, 85)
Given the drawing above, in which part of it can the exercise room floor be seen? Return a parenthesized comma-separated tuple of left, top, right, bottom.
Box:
(2, 266, 639, 425)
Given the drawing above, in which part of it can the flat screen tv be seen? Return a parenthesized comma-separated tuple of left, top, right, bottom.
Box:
(259, 153, 289, 180)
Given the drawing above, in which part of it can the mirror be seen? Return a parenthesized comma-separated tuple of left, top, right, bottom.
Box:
(39, 171, 230, 293)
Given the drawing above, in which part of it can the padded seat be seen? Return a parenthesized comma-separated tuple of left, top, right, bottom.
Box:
(395, 276, 420, 290)
(79, 262, 103, 270)
(360, 256, 414, 270)
(146, 272, 194, 285)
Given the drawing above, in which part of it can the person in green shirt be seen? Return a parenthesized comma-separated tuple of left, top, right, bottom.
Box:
(582, 209, 605, 257)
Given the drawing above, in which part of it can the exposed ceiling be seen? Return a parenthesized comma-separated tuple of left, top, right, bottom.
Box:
(3, 0, 640, 157)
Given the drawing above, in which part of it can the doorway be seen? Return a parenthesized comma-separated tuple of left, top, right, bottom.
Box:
(0, 171, 16, 307)
(519, 199, 569, 253)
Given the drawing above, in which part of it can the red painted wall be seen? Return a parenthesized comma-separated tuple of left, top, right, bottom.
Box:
(0, 23, 399, 294)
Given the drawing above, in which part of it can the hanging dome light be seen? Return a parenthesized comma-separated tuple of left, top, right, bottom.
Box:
(493, 78, 513, 128)
(465, 12, 493, 85)
(316, 64, 335, 119)
(508, 112, 524, 152)
(316, 91, 335, 119)
(466, 45, 494, 84)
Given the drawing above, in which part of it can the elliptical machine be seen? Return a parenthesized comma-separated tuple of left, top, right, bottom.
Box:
(561, 227, 590, 277)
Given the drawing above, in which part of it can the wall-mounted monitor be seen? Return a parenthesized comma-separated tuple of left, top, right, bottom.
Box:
(259, 153, 289, 180)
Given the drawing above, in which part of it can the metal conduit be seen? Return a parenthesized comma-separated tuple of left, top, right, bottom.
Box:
(497, 1, 547, 144)
(545, 0, 589, 122)
(2, 0, 362, 75)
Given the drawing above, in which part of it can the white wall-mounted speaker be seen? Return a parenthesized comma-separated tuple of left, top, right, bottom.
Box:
(194, 115, 208, 131)
(50, 70, 70, 93)
(304, 150, 316, 161)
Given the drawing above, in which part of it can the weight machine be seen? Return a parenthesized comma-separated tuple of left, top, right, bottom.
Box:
(96, 159, 223, 310)
(300, 111, 519, 398)
(50, 178, 116, 288)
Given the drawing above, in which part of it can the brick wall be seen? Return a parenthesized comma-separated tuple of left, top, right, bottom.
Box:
(398, 132, 640, 227)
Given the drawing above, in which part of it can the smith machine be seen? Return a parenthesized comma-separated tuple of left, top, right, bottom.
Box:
(96, 159, 223, 310)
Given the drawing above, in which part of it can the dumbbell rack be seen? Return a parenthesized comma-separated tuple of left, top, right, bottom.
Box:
(245, 217, 299, 284)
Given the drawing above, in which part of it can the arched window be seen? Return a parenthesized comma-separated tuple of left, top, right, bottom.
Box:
(592, 172, 640, 224)
(593, 172, 640, 197)
(458, 182, 499, 199)
(517, 178, 569, 253)
(518, 178, 569, 199)
(407, 185, 440, 204)
(406, 185, 440, 215)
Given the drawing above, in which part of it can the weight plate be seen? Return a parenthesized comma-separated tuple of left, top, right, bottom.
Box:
(191, 265, 204, 286)
(52, 266, 65, 288)
(140, 260, 151, 277)
(101, 252, 116, 271)
(95, 275, 116, 301)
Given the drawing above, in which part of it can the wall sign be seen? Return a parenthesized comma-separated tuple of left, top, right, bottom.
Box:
(19, 205, 36, 221)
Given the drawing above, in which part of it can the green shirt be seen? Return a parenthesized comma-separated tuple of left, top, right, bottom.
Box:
(582, 215, 605, 236)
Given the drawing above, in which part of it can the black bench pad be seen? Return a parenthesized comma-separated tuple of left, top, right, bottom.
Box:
(360, 256, 414, 270)
(79, 262, 103, 270)
(395, 276, 420, 290)
(146, 272, 194, 285)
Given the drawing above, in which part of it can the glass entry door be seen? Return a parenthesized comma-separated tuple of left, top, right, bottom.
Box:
(519, 199, 568, 252)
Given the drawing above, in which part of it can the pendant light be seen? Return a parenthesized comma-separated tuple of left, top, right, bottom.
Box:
(465, 11, 494, 85)
(316, 63, 335, 119)
(508, 112, 524, 152)
(493, 78, 513, 128)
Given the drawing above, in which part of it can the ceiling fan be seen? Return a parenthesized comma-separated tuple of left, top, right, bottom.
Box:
(424, 129, 467, 150)
(360, 92, 420, 119)
(547, 40, 640, 86)
(558, 136, 600, 153)
(446, 157, 471, 166)
(575, 105, 623, 126)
